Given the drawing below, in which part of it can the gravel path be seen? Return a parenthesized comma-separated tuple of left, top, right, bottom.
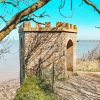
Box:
(55, 74, 100, 100)
(0, 79, 20, 100)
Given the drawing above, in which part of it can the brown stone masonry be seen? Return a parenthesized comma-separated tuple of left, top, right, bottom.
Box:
(19, 22, 78, 84)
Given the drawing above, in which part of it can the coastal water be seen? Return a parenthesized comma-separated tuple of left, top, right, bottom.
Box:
(0, 40, 100, 83)
(0, 40, 19, 83)
(77, 40, 100, 58)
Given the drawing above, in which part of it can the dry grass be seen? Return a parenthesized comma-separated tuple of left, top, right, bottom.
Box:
(77, 41, 100, 72)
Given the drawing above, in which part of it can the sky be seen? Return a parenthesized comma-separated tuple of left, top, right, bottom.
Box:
(0, 0, 100, 40)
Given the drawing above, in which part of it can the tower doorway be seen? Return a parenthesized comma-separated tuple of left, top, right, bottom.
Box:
(66, 39, 73, 72)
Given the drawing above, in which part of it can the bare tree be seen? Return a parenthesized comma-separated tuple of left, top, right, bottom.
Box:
(0, 0, 50, 41)
(0, 36, 14, 59)
(0, 0, 99, 41)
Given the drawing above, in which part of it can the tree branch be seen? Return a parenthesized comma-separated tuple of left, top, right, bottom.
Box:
(84, 0, 100, 14)
(33, 11, 50, 18)
(1, 1, 18, 7)
(0, 0, 50, 41)
(95, 26, 100, 29)
(19, 15, 45, 25)
(0, 16, 8, 23)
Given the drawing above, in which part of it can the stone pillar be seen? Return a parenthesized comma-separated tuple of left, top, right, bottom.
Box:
(73, 37, 77, 74)
(19, 30, 25, 85)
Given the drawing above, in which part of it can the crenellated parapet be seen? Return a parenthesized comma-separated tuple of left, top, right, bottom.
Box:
(19, 22, 78, 33)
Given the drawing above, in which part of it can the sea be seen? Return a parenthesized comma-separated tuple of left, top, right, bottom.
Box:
(0, 40, 100, 83)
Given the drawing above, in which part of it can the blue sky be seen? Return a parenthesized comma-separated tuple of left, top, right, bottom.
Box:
(0, 0, 100, 40)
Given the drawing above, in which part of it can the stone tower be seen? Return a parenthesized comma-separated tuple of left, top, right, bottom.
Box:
(19, 22, 78, 84)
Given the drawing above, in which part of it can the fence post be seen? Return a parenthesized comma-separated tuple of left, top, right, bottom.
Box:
(51, 61, 55, 92)
(36, 58, 42, 79)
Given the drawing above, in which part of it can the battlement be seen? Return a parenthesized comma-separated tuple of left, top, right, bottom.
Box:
(19, 22, 78, 33)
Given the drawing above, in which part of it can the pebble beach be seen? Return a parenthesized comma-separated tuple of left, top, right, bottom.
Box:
(0, 79, 20, 100)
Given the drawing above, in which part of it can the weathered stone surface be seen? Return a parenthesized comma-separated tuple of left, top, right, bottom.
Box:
(19, 22, 78, 83)
(19, 22, 78, 32)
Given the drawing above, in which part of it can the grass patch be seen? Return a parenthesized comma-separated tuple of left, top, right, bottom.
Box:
(14, 75, 58, 100)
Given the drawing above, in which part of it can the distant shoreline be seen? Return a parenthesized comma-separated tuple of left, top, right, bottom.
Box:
(0, 78, 19, 84)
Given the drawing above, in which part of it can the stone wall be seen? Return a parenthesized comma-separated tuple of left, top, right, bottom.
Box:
(19, 22, 78, 83)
